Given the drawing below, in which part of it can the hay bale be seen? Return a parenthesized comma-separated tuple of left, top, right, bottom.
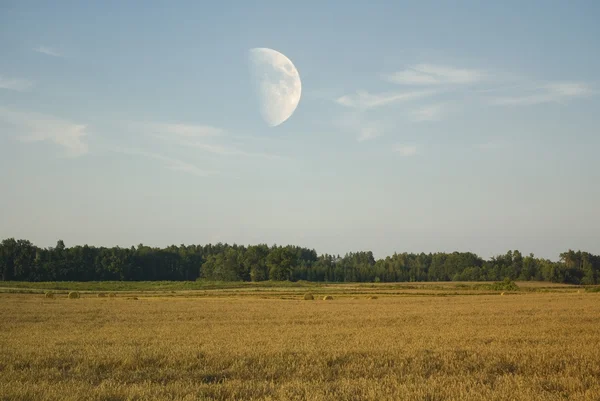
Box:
(68, 291, 80, 299)
(303, 293, 314, 300)
(368, 295, 378, 300)
(500, 292, 505, 296)
(108, 292, 116, 298)
(44, 291, 54, 299)
(97, 293, 106, 298)
(323, 295, 333, 301)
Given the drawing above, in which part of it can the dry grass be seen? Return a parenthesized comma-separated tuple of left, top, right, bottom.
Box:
(1, 289, 600, 400)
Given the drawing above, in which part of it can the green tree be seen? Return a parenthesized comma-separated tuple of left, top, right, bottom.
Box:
(267, 246, 296, 281)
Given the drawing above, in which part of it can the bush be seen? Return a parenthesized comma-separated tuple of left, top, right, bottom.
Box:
(44, 291, 54, 299)
(303, 293, 314, 300)
(68, 291, 80, 299)
(97, 293, 106, 298)
(323, 295, 333, 301)
(489, 278, 519, 291)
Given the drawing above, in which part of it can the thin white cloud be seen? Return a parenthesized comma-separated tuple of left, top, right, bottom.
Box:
(475, 141, 509, 151)
(156, 136, 283, 160)
(409, 104, 445, 122)
(139, 121, 283, 159)
(0, 107, 88, 156)
(334, 113, 385, 142)
(393, 144, 418, 156)
(34, 46, 62, 57)
(139, 122, 224, 137)
(492, 82, 592, 106)
(0, 76, 34, 91)
(335, 89, 437, 110)
(113, 148, 216, 177)
(476, 143, 500, 150)
(356, 125, 382, 142)
(386, 64, 485, 86)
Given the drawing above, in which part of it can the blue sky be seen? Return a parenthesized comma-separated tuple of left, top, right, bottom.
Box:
(1, 1, 599, 259)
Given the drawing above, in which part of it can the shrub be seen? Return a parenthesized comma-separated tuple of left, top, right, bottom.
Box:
(97, 293, 106, 298)
(68, 291, 80, 299)
(489, 278, 519, 291)
(44, 292, 54, 299)
(323, 295, 333, 301)
(303, 293, 314, 300)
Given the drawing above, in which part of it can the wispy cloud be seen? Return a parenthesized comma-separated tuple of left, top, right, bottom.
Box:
(141, 122, 284, 159)
(137, 122, 224, 137)
(334, 113, 385, 142)
(34, 46, 62, 57)
(0, 76, 34, 91)
(174, 139, 284, 160)
(492, 82, 592, 106)
(335, 89, 437, 110)
(0, 108, 88, 156)
(393, 144, 418, 156)
(475, 142, 503, 150)
(113, 148, 217, 177)
(409, 104, 445, 122)
(356, 125, 383, 142)
(386, 64, 485, 86)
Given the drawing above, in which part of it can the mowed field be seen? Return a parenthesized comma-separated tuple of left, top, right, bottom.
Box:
(1, 284, 600, 401)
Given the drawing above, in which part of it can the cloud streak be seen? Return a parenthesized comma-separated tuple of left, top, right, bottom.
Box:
(0, 108, 88, 156)
(181, 140, 284, 159)
(475, 142, 506, 151)
(386, 64, 485, 86)
(0, 76, 34, 91)
(356, 125, 383, 142)
(34, 46, 62, 57)
(135, 122, 224, 138)
(335, 89, 437, 110)
(409, 104, 445, 122)
(334, 113, 386, 142)
(393, 144, 418, 156)
(113, 148, 217, 177)
(140, 121, 284, 159)
(492, 82, 592, 106)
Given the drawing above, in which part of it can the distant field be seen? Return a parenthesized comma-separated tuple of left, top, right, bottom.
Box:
(1, 286, 600, 400)
(0, 279, 585, 293)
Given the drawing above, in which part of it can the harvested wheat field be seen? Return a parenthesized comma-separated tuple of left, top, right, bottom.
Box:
(1, 289, 600, 401)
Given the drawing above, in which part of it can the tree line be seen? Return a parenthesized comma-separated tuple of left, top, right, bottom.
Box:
(0, 238, 598, 284)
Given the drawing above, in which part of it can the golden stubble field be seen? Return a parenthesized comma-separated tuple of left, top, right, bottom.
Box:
(1, 289, 600, 401)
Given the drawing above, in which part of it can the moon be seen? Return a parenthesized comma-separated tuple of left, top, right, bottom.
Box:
(248, 48, 302, 127)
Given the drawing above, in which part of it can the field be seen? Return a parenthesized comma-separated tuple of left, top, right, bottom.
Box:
(1, 282, 600, 400)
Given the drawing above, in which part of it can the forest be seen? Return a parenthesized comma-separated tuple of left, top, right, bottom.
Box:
(0, 238, 598, 284)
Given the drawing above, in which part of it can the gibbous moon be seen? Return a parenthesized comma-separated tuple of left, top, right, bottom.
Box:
(248, 48, 302, 127)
